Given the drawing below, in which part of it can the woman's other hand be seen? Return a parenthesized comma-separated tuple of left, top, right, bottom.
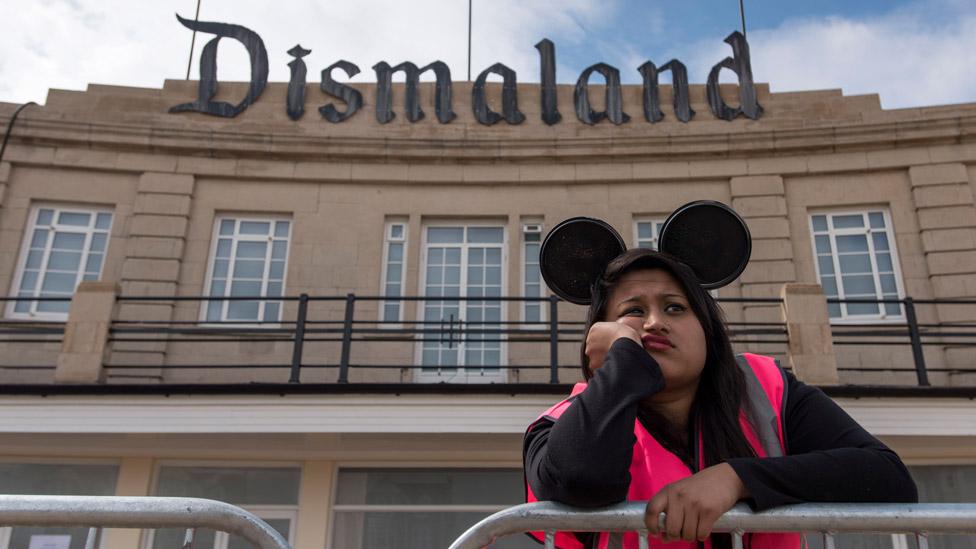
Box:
(584, 321, 641, 373)
(643, 463, 749, 543)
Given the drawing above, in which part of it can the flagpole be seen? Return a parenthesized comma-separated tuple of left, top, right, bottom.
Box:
(467, 0, 473, 81)
(739, 0, 747, 37)
(185, 0, 202, 80)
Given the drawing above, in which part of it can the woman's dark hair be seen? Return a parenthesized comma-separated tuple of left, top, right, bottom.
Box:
(581, 248, 757, 469)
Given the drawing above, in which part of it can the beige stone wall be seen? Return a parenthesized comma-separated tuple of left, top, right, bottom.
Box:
(0, 81, 974, 386)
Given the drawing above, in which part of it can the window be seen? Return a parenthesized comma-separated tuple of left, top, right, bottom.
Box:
(8, 205, 113, 319)
(810, 210, 904, 321)
(202, 217, 291, 323)
(380, 220, 407, 324)
(0, 461, 118, 549)
(331, 468, 535, 549)
(418, 224, 505, 381)
(149, 465, 300, 549)
(634, 218, 665, 250)
(522, 223, 545, 324)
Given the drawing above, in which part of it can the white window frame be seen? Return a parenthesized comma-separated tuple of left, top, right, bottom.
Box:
(6, 204, 114, 321)
(145, 461, 301, 549)
(0, 458, 119, 549)
(199, 215, 292, 326)
(328, 465, 524, 549)
(379, 219, 408, 327)
(809, 208, 906, 324)
(414, 222, 508, 383)
(633, 217, 665, 250)
(521, 222, 546, 326)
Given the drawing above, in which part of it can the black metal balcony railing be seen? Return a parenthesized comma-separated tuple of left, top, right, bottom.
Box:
(0, 294, 974, 388)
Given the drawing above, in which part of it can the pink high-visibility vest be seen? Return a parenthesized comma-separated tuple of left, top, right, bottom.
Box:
(525, 353, 801, 549)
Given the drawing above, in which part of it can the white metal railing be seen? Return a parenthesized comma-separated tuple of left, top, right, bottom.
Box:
(448, 501, 976, 549)
(0, 495, 291, 549)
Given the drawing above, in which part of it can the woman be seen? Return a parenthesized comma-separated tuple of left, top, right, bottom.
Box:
(523, 249, 918, 549)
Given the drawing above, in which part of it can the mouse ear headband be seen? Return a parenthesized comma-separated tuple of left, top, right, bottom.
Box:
(539, 200, 751, 305)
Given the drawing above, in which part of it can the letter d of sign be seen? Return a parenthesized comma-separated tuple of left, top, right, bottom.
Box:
(169, 14, 269, 118)
(706, 31, 763, 121)
(472, 63, 525, 126)
(574, 63, 630, 125)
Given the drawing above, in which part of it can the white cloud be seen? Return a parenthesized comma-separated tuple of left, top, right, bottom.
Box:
(0, 0, 606, 105)
(683, 3, 976, 109)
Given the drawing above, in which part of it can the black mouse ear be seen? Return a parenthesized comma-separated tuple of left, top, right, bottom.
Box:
(539, 217, 626, 305)
(658, 201, 752, 289)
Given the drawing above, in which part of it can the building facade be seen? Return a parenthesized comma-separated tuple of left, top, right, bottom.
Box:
(0, 75, 975, 549)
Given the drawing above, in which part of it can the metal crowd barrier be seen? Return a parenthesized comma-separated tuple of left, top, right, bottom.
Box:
(448, 501, 976, 549)
(0, 495, 291, 549)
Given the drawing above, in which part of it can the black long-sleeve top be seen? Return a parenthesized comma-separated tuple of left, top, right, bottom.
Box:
(524, 338, 918, 512)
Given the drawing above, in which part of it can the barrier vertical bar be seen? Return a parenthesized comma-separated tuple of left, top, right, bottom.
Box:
(338, 293, 356, 384)
(289, 293, 309, 383)
(549, 296, 559, 383)
(904, 297, 930, 386)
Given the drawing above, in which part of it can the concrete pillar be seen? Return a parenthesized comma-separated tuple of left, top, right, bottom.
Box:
(103, 457, 154, 549)
(780, 283, 838, 385)
(294, 461, 335, 549)
(112, 172, 195, 382)
(54, 281, 118, 383)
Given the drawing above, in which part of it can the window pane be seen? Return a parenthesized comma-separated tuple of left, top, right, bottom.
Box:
(486, 248, 501, 264)
(638, 222, 652, 239)
(872, 232, 890, 251)
(19, 270, 38, 291)
(236, 241, 267, 259)
(428, 227, 463, 243)
(36, 299, 70, 313)
(263, 301, 280, 322)
(445, 248, 461, 264)
(84, 253, 104, 275)
(868, 212, 885, 229)
(95, 213, 112, 230)
(213, 259, 229, 279)
(233, 259, 266, 279)
(524, 232, 540, 243)
(90, 233, 107, 252)
(814, 235, 832, 253)
(0, 463, 118, 495)
(388, 242, 403, 262)
(48, 251, 82, 271)
(842, 274, 877, 295)
(31, 228, 49, 248)
(240, 221, 271, 235)
(384, 303, 400, 321)
(216, 238, 232, 258)
(387, 263, 402, 283)
(469, 248, 484, 264)
(336, 469, 525, 505)
(37, 209, 54, 225)
(428, 248, 443, 264)
(227, 301, 259, 320)
(468, 266, 483, 285)
(444, 267, 460, 285)
(52, 232, 85, 251)
(827, 302, 842, 318)
(838, 254, 872, 274)
(820, 275, 838, 296)
(267, 282, 282, 297)
(58, 212, 91, 226)
(155, 466, 301, 504)
(219, 219, 235, 235)
(26, 250, 43, 269)
(41, 272, 76, 293)
(846, 302, 880, 315)
(269, 260, 285, 279)
(390, 224, 404, 239)
(210, 279, 226, 296)
(230, 280, 262, 296)
(426, 266, 442, 284)
(832, 214, 864, 229)
(271, 240, 288, 260)
(836, 234, 868, 253)
(468, 227, 503, 243)
(207, 300, 223, 321)
(880, 274, 897, 294)
(274, 221, 290, 237)
(884, 302, 902, 316)
(817, 255, 834, 275)
(811, 215, 827, 232)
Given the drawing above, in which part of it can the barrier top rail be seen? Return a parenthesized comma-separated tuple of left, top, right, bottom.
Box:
(448, 501, 976, 549)
(0, 495, 291, 549)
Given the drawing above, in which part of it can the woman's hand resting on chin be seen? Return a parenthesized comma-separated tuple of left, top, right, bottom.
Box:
(584, 321, 642, 373)
(643, 463, 749, 543)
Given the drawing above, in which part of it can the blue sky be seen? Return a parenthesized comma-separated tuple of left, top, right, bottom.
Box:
(0, 0, 974, 109)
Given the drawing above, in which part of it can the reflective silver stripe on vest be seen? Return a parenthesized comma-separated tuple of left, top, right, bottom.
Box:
(735, 354, 785, 458)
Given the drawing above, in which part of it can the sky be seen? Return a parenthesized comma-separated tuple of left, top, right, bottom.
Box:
(0, 0, 974, 109)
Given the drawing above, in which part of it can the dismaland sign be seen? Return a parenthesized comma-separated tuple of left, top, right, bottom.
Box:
(170, 14, 763, 125)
